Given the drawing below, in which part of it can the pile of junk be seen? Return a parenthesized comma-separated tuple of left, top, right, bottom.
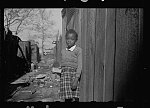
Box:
(7, 61, 62, 102)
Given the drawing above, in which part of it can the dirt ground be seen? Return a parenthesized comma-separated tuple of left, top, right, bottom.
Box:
(7, 55, 63, 102)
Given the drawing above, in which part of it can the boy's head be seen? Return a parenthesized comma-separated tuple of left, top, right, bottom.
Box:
(65, 29, 78, 48)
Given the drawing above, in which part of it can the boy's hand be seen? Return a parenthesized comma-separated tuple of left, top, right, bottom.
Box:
(71, 77, 78, 91)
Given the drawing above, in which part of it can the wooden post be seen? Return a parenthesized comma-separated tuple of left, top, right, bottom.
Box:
(94, 8, 106, 102)
(104, 8, 116, 102)
(79, 8, 96, 102)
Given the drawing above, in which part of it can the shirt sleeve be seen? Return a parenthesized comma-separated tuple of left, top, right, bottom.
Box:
(76, 48, 82, 78)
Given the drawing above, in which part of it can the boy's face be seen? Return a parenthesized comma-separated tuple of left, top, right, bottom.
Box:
(66, 33, 77, 48)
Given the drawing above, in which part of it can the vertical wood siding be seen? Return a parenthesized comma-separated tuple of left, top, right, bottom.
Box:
(94, 8, 106, 101)
(104, 9, 116, 101)
(77, 9, 97, 102)
(62, 8, 143, 102)
(114, 8, 143, 101)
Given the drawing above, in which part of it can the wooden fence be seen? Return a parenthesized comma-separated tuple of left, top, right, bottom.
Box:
(61, 8, 143, 102)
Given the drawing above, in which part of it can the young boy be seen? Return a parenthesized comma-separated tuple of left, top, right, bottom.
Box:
(60, 29, 82, 102)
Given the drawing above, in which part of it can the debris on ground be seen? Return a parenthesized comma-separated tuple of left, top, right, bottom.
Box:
(8, 59, 62, 102)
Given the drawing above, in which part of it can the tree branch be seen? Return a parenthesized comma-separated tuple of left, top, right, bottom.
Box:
(4, 18, 21, 27)
(15, 20, 22, 35)
(15, 9, 33, 35)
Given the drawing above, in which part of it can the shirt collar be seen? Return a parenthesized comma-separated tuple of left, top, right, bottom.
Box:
(66, 45, 76, 51)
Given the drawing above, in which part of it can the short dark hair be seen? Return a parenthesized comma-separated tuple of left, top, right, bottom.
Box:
(65, 29, 78, 41)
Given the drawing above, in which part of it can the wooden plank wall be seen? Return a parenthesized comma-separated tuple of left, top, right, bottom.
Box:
(79, 8, 116, 102)
(114, 8, 143, 102)
(94, 8, 106, 101)
(80, 8, 96, 102)
(62, 8, 115, 102)
(104, 9, 116, 101)
(61, 8, 143, 102)
(93, 8, 116, 102)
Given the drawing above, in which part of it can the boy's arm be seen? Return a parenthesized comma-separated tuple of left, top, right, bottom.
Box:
(71, 48, 82, 89)
(76, 48, 82, 79)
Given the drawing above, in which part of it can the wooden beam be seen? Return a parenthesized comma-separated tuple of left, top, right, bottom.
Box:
(94, 8, 106, 102)
(104, 8, 116, 102)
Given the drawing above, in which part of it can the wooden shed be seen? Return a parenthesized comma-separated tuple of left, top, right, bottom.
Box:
(61, 8, 143, 102)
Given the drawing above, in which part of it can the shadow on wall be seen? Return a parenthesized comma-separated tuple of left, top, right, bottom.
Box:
(113, 33, 143, 102)
(114, 54, 142, 102)
(113, 8, 144, 102)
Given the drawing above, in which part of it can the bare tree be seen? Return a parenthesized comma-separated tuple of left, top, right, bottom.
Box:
(26, 9, 55, 58)
(4, 8, 35, 35)
(4, 8, 56, 59)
